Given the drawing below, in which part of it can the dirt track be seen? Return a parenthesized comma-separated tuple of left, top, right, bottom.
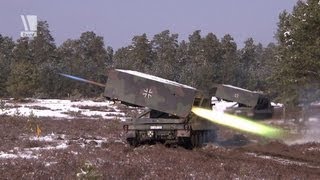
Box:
(0, 115, 320, 179)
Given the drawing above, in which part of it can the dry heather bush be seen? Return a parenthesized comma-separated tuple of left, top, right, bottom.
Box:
(76, 161, 102, 180)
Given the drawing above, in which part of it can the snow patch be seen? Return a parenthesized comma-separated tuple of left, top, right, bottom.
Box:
(246, 152, 320, 169)
(309, 117, 318, 122)
(29, 133, 64, 142)
(45, 161, 58, 167)
(311, 101, 320, 106)
(307, 147, 320, 152)
(0, 151, 38, 159)
(284, 31, 290, 37)
(271, 102, 283, 107)
(0, 99, 131, 120)
(0, 152, 17, 159)
(211, 99, 238, 112)
(56, 143, 68, 149)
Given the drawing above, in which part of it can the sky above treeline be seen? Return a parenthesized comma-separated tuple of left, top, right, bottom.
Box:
(1, 0, 298, 49)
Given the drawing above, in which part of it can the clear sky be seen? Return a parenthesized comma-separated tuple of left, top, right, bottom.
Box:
(1, 0, 298, 49)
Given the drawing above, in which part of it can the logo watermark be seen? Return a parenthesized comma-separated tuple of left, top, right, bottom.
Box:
(20, 15, 37, 38)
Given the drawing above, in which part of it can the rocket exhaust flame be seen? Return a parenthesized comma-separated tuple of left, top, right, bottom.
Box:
(58, 73, 106, 87)
(192, 107, 284, 138)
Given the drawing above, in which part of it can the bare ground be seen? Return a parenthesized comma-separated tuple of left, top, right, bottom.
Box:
(0, 113, 320, 180)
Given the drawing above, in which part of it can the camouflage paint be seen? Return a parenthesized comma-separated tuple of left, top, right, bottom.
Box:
(104, 69, 197, 117)
(213, 84, 262, 107)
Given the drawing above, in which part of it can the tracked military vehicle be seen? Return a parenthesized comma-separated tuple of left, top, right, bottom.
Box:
(104, 69, 217, 147)
(61, 69, 273, 147)
(211, 84, 273, 119)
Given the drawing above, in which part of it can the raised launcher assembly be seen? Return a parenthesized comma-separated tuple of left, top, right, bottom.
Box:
(211, 84, 273, 119)
(104, 69, 217, 148)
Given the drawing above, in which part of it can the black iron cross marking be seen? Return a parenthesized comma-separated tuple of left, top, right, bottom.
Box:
(143, 88, 153, 98)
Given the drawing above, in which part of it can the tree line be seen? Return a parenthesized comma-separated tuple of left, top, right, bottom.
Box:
(0, 0, 319, 106)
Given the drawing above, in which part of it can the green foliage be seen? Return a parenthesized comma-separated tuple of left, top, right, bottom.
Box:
(114, 33, 154, 73)
(7, 61, 40, 98)
(7, 38, 36, 98)
(0, 35, 15, 97)
(32, 21, 59, 98)
(1, 25, 272, 99)
(57, 31, 108, 97)
(181, 31, 223, 91)
(151, 30, 179, 80)
(1, 3, 317, 107)
(272, 0, 320, 105)
(6, 21, 59, 98)
(113, 46, 131, 69)
(77, 161, 102, 180)
(105, 46, 114, 67)
(238, 38, 267, 90)
(220, 34, 238, 85)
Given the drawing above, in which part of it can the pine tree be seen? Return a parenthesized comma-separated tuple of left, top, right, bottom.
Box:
(151, 30, 179, 80)
(56, 39, 79, 97)
(114, 33, 154, 73)
(175, 40, 189, 83)
(220, 34, 238, 85)
(259, 43, 277, 93)
(180, 30, 206, 89)
(180, 31, 222, 92)
(106, 46, 114, 67)
(273, 0, 320, 105)
(239, 38, 257, 89)
(57, 31, 108, 97)
(203, 33, 222, 83)
(113, 47, 132, 70)
(9, 62, 40, 98)
(31, 21, 58, 97)
(7, 38, 38, 98)
(131, 34, 154, 73)
(0, 35, 15, 97)
(7, 21, 59, 98)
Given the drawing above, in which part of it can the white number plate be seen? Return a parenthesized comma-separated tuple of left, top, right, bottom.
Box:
(150, 126, 162, 130)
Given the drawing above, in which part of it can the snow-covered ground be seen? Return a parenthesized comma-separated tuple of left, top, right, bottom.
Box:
(1, 98, 318, 146)
(0, 98, 286, 120)
(0, 99, 130, 121)
(311, 101, 320, 106)
(0, 98, 128, 160)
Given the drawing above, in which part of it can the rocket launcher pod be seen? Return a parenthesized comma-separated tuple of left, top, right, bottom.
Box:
(104, 69, 198, 118)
